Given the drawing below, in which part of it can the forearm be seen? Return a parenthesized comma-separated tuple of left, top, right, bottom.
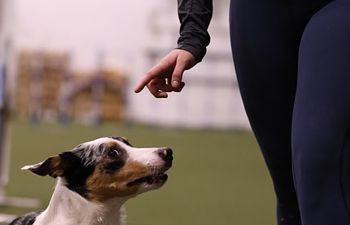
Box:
(177, 0, 213, 63)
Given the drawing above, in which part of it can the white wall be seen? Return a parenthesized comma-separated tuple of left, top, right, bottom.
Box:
(14, 0, 159, 70)
(11, 0, 250, 129)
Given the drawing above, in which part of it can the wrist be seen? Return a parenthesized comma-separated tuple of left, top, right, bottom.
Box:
(176, 44, 206, 63)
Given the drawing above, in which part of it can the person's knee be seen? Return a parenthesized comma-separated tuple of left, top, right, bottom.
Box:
(292, 124, 339, 176)
(300, 1, 350, 61)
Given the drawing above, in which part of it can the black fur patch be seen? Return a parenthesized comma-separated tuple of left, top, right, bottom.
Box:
(103, 160, 125, 173)
(103, 144, 127, 173)
(9, 211, 42, 225)
(60, 152, 95, 198)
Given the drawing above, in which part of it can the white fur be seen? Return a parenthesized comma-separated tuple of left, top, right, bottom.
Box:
(21, 162, 43, 171)
(33, 179, 127, 225)
(117, 141, 165, 167)
(83, 137, 113, 147)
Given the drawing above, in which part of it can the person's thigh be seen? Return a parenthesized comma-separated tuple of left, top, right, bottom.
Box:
(293, 1, 350, 224)
(230, 0, 301, 223)
(230, 0, 330, 224)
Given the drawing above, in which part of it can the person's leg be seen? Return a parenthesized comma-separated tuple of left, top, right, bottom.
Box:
(293, 1, 350, 224)
(230, 1, 300, 224)
(229, 0, 330, 224)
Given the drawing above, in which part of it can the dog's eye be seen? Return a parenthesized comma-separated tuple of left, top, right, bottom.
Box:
(108, 149, 121, 159)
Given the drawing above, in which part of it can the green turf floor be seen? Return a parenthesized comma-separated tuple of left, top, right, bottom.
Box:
(0, 121, 276, 225)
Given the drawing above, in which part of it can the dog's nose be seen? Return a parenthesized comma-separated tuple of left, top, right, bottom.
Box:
(157, 148, 173, 162)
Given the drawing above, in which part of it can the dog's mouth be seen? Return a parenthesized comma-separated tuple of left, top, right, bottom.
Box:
(127, 173, 168, 186)
(127, 167, 170, 186)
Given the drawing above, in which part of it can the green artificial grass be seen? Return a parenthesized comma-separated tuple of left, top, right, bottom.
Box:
(0, 120, 276, 225)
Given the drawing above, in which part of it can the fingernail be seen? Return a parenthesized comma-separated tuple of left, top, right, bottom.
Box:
(134, 87, 142, 93)
(172, 81, 179, 87)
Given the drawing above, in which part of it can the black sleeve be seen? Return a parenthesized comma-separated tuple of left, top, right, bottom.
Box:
(176, 0, 213, 63)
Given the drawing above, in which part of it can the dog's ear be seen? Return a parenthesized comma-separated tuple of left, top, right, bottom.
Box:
(22, 152, 80, 178)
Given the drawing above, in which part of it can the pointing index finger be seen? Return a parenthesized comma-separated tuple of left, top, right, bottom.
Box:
(134, 64, 167, 93)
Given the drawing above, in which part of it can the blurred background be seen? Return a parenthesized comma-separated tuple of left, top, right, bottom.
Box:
(0, 0, 276, 224)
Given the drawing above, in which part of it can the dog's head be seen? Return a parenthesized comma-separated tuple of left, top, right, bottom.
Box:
(22, 136, 173, 202)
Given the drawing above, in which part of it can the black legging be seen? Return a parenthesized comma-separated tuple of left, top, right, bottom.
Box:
(230, 0, 350, 224)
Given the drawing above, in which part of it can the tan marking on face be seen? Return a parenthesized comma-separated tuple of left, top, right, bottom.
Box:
(121, 137, 129, 142)
(86, 159, 151, 202)
(105, 141, 120, 150)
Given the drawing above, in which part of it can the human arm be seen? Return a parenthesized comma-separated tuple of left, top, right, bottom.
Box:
(134, 0, 213, 98)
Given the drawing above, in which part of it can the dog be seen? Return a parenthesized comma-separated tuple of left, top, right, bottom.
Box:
(10, 136, 173, 225)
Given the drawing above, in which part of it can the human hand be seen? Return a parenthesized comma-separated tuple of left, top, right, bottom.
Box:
(134, 49, 196, 98)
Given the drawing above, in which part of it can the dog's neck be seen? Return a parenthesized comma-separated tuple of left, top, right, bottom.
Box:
(33, 178, 127, 225)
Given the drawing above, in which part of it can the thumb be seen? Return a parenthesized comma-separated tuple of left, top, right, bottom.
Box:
(171, 60, 187, 88)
